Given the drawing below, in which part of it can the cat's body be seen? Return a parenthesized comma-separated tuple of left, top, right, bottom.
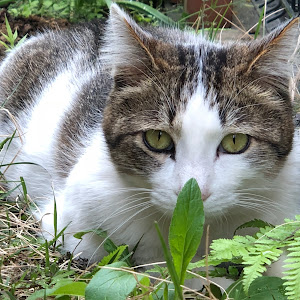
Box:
(0, 5, 299, 274)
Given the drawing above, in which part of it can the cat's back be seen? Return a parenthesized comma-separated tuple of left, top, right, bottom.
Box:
(0, 20, 106, 115)
(0, 21, 111, 190)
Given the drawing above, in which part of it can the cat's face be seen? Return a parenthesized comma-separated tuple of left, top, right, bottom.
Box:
(102, 5, 298, 218)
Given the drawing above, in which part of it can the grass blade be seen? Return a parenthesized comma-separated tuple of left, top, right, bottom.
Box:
(116, 1, 176, 26)
(155, 222, 183, 300)
(255, 6, 265, 39)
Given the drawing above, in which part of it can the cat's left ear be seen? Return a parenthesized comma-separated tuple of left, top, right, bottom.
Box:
(102, 4, 161, 85)
(247, 18, 299, 91)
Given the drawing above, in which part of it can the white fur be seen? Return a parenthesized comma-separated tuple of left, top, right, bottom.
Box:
(0, 7, 299, 284)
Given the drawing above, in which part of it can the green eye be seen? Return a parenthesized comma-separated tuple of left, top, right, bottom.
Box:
(144, 130, 174, 152)
(220, 133, 250, 154)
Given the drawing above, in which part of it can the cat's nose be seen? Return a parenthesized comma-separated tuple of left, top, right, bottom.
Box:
(201, 193, 211, 201)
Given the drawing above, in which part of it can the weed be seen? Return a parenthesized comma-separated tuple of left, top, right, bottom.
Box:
(0, 15, 27, 51)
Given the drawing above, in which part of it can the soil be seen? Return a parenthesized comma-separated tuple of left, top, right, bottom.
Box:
(0, 8, 71, 59)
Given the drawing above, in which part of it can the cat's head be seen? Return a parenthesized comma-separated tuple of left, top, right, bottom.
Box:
(102, 4, 299, 218)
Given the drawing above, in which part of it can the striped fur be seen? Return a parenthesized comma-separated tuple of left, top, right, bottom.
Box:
(0, 4, 299, 276)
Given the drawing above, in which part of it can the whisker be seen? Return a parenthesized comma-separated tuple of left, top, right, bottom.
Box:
(89, 203, 154, 263)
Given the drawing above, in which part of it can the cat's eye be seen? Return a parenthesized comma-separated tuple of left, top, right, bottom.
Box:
(143, 130, 174, 152)
(220, 133, 250, 154)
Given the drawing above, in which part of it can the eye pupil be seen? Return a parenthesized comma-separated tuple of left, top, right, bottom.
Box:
(144, 130, 174, 153)
(158, 131, 162, 141)
(220, 133, 250, 154)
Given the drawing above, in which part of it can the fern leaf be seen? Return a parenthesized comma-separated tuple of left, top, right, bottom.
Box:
(283, 237, 300, 300)
(242, 247, 282, 293)
(242, 253, 268, 292)
(209, 236, 256, 260)
(209, 239, 241, 259)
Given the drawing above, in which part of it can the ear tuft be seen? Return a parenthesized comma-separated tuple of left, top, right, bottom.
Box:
(247, 18, 300, 93)
(102, 4, 156, 80)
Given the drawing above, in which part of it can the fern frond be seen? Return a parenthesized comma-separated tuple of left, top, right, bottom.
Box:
(242, 247, 282, 293)
(242, 253, 268, 292)
(257, 223, 300, 242)
(209, 239, 241, 260)
(209, 236, 256, 260)
(283, 237, 300, 300)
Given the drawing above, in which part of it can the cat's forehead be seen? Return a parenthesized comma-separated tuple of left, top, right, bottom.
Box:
(179, 83, 222, 144)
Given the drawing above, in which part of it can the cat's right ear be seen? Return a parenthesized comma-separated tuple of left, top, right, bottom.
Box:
(102, 4, 159, 87)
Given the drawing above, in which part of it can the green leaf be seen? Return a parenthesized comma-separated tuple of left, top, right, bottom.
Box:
(4, 15, 13, 39)
(210, 283, 222, 299)
(103, 237, 118, 253)
(116, 1, 176, 26)
(74, 229, 133, 266)
(155, 222, 183, 300)
(85, 261, 141, 300)
(0, 40, 9, 50)
(0, 137, 10, 150)
(98, 245, 128, 266)
(12, 29, 17, 40)
(16, 34, 27, 48)
(48, 282, 87, 296)
(283, 237, 300, 299)
(255, 6, 265, 39)
(0, 183, 21, 200)
(223, 277, 287, 300)
(169, 178, 205, 285)
(234, 219, 274, 235)
(73, 228, 107, 239)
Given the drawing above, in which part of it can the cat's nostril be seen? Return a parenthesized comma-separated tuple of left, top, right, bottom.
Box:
(201, 193, 211, 201)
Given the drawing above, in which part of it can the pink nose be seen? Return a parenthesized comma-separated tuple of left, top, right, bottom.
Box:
(201, 193, 211, 201)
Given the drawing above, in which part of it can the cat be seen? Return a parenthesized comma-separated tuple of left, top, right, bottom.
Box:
(0, 4, 299, 278)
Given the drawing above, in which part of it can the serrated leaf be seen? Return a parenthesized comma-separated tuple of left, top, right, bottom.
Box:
(234, 219, 274, 235)
(223, 277, 287, 300)
(85, 261, 141, 300)
(242, 252, 276, 292)
(210, 238, 247, 259)
(169, 178, 204, 285)
(282, 237, 300, 299)
(98, 245, 128, 266)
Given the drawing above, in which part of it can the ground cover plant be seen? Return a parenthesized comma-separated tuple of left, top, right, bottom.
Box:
(1, 1, 300, 299)
(2, 154, 300, 299)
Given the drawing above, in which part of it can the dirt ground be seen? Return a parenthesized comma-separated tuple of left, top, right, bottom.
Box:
(0, 8, 70, 58)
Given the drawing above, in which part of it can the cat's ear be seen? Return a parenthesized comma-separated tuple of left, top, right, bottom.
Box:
(102, 4, 159, 86)
(247, 18, 299, 92)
